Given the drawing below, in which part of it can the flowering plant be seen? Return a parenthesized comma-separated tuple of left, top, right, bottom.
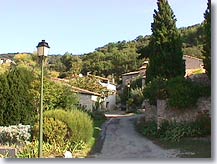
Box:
(0, 124, 31, 146)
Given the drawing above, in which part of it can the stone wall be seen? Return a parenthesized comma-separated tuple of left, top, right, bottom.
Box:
(141, 100, 157, 121)
(142, 97, 211, 124)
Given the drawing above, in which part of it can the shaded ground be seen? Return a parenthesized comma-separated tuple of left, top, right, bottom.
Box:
(89, 113, 180, 159)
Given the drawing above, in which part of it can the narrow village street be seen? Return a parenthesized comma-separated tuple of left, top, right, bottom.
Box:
(90, 112, 180, 159)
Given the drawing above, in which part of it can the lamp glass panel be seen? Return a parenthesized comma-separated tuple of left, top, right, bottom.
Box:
(37, 46, 49, 56)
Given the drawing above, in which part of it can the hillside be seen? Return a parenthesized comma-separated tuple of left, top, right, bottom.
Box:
(1, 23, 205, 83)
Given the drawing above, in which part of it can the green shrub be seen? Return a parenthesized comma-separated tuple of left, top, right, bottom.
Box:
(130, 88, 144, 108)
(130, 76, 143, 89)
(33, 117, 68, 146)
(138, 115, 211, 142)
(44, 109, 94, 143)
(158, 121, 187, 142)
(197, 84, 211, 97)
(166, 77, 200, 109)
(16, 140, 71, 158)
(190, 113, 211, 136)
(137, 120, 158, 138)
(143, 77, 168, 105)
(32, 79, 79, 111)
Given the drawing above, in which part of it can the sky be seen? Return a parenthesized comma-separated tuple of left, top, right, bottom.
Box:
(0, 0, 209, 55)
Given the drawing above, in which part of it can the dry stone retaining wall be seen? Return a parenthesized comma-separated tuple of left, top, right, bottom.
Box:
(142, 97, 211, 125)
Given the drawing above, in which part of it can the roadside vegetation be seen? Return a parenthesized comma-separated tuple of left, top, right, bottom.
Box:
(135, 0, 211, 158)
(0, 53, 107, 158)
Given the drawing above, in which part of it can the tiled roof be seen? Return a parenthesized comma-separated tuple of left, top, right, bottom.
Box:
(51, 78, 102, 96)
(71, 86, 102, 96)
(122, 71, 140, 76)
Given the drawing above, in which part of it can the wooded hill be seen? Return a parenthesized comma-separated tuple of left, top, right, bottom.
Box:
(0, 23, 205, 83)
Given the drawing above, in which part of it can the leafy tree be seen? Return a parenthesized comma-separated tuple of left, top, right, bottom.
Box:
(0, 63, 11, 75)
(47, 55, 66, 72)
(31, 78, 79, 111)
(203, 0, 211, 79)
(180, 24, 204, 48)
(81, 42, 142, 83)
(145, 0, 185, 83)
(60, 52, 73, 72)
(70, 56, 83, 76)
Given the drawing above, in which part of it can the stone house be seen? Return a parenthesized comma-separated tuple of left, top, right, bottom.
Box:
(122, 55, 204, 87)
(183, 55, 205, 76)
(122, 61, 148, 87)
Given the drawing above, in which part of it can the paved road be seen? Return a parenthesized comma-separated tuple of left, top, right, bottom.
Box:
(91, 114, 180, 159)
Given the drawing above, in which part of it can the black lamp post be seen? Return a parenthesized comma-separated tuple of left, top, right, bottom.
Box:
(36, 40, 50, 158)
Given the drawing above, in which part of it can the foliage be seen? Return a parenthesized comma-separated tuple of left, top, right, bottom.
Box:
(119, 85, 131, 106)
(33, 117, 68, 147)
(0, 124, 31, 146)
(47, 55, 66, 72)
(203, 0, 211, 79)
(0, 67, 36, 126)
(145, 0, 185, 83)
(81, 42, 143, 83)
(44, 109, 94, 144)
(129, 88, 144, 108)
(166, 77, 200, 109)
(137, 120, 158, 138)
(130, 76, 143, 89)
(88, 110, 107, 143)
(13, 53, 37, 68)
(19, 109, 94, 158)
(32, 78, 79, 111)
(180, 24, 204, 49)
(0, 63, 11, 75)
(137, 114, 211, 142)
(143, 77, 168, 105)
(16, 140, 68, 158)
(16, 139, 93, 158)
(47, 71, 60, 78)
(158, 116, 211, 142)
(143, 76, 210, 109)
(182, 46, 203, 58)
(58, 53, 83, 76)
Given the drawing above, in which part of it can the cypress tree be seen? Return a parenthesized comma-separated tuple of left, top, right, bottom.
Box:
(0, 73, 10, 125)
(146, 0, 185, 83)
(203, 0, 211, 79)
(0, 67, 35, 126)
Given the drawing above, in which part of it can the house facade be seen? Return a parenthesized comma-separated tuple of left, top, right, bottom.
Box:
(122, 61, 148, 87)
(89, 74, 117, 111)
(71, 86, 103, 112)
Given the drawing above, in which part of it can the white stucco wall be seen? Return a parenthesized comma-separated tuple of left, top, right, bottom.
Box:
(78, 94, 94, 111)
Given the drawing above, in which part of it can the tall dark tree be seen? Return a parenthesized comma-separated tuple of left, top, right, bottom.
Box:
(0, 67, 36, 126)
(203, 0, 211, 79)
(146, 0, 185, 83)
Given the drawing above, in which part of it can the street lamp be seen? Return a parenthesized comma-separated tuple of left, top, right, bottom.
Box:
(127, 83, 130, 112)
(36, 40, 50, 158)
